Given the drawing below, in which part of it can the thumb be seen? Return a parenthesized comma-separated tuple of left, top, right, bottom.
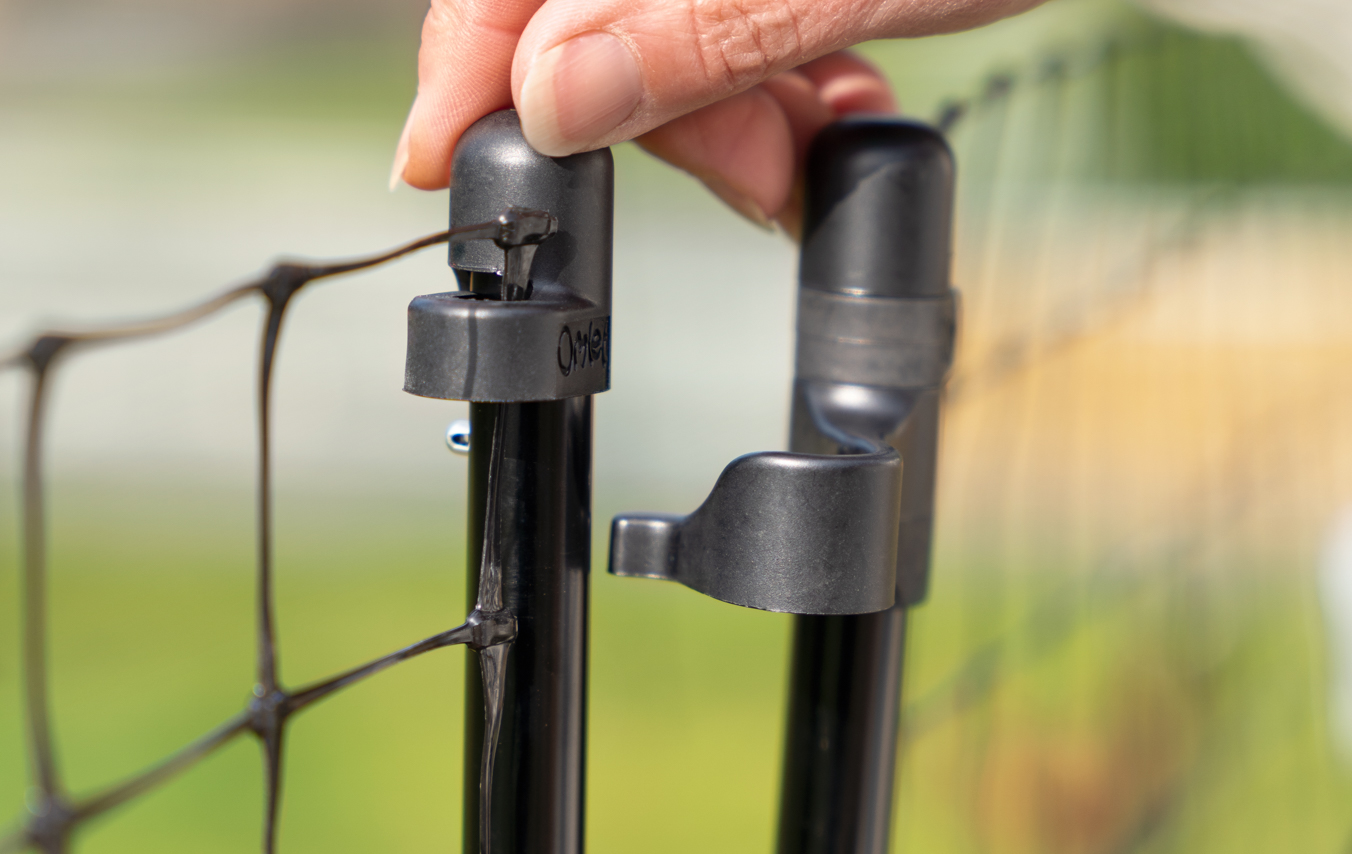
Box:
(511, 0, 1041, 156)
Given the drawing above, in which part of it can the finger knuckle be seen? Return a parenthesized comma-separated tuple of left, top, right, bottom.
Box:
(690, 0, 809, 92)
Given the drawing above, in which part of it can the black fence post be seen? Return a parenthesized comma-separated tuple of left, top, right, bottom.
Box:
(403, 109, 613, 854)
(463, 395, 592, 854)
(776, 118, 956, 854)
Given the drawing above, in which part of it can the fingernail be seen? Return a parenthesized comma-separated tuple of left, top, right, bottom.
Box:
(702, 176, 774, 232)
(389, 98, 416, 191)
(519, 32, 642, 156)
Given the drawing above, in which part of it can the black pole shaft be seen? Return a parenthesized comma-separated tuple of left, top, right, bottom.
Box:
(779, 608, 907, 854)
(777, 118, 954, 854)
(464, 395, 591, 854)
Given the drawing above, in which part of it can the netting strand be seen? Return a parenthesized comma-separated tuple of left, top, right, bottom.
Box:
(0, 228, 519, 853)
(468, 410, 514, 854)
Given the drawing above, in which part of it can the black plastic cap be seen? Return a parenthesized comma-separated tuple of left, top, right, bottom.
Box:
(449, 109, 613, 309)
(799, 118, 954, 299)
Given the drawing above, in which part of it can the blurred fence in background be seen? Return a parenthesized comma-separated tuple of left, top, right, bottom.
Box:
(3, 0, 1352, 852)
(900, 18, 1352, 854)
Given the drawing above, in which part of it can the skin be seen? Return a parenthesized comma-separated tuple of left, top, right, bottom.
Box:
(393, 0, 1047, 236)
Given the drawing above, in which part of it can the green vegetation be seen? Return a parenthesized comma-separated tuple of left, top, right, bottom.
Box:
(1, 483, 1349, 852)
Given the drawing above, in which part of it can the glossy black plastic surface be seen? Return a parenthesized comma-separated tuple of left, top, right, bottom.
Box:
(798, 118, 953, 298)
(464, 397, 591, 854)
(450, 110, 612, 309)
(405, 110, 614, 402)
(778, 608, 907, 854)
(778, 117, 955, 854)
(609, 434, 900, 615)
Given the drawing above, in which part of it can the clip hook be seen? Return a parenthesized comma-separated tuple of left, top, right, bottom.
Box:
(449, 206, 558, 300)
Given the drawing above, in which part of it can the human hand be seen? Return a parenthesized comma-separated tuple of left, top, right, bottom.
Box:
(392, 0, 1044, 235)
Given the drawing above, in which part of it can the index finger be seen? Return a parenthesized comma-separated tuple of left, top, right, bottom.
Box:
(403, 0, 545, 189)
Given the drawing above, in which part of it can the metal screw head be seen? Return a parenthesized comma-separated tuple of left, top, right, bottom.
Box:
(446, 419, 472, 455)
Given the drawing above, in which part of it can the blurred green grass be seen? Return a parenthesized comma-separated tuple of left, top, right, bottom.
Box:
(3, 484, 1350, 852)
(0, 480, 798, 852)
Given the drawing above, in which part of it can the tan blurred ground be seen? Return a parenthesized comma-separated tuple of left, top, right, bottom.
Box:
(940, 190, 1352, 570)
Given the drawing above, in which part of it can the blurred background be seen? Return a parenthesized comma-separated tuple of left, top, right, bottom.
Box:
(3, 0, 1352, 851)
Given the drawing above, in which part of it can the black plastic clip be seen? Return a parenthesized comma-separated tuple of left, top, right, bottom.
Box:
(609, 117, 956, 616)
(448, 207, 558, 300)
